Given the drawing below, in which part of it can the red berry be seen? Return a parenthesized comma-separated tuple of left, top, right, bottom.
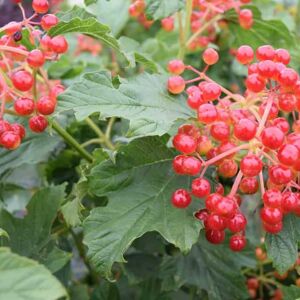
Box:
(173, 133, 197, 154)
(182, 156, 201, 175)
(227, 213, 247, 233)
(210, 121, 230, 142)
(29, 115, 48, 133)
(167, 59, 185, 75)
(247, 278, 259, 290)
(229, 235, 246, 251)
(11, 70, 33, 91)
(236, 45, 254, 65)
(257, 60, 276, 78)
(202, 48, 219, 65)
(260, 207, 283, 224)
(36, 96, 56, 115)
(191, 178, 211, 198)
(205, 193, 222, 212)
(14, 97, 35, 115)
(263, 221, 282, 234)
(10, 123, 25, 139)
(269, 165, 293, 185)
(27, 49, 45, 68)
(161, 17, 174, 32)
(278, 68, 298, 87)
(171, 189, 191, 208)
(187, 87, 203, 109)
(41, 14, 59, 31)
(282, 192, 298, 213)
(0, 131, 21, 150)
(259, 101, 278, 120)
(32, 0, 49, 14)
(261, 126, 284, 149)
(273, 117, 289, 134)
(256, 45, 275, 61)
(263, 189, 282, 208)
(4, 21, 22, 36)
(239, 9, 253, 30)
(278, 93, 297, 112)
(205, 229, 225, 244)
(215, 196, 237, 218)
(0, 120, 11, 135)
(277, 144, 299, 166)
(198, 103, 218, 124)
(50, 36, 68, 54)
(177, 124, 200, 139)
(206, 214, 227, 231)
(194, 209, 209, 221)
(246, 74, 265, 93)
(201, 83, 221, 101)
(240, 155, 263, 177)
(275, 48, 290, 65)
(49, 84, 65, 100)
(239, 177, 259, 194)
(218, 159, 238, 178)
(167, 76, 185, 94)
(173, 155, 185, 174)
(234, 118, 257, 141)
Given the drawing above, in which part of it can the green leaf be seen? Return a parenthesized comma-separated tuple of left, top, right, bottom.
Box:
(88, 0, 131, 36)
(265, 214, 300, 274)
(282, 285, 300, 300)
(0, 132, 60, 176)
(49, 6, 122, 55)
(0, 228, 8, 239)
(226, 6, 297, 49)
(161, 234, 256, 300)
(145, 0, 185, 20)
(85, 0, 98, 5)
(61, 197, 84, 227)
(91, 281, 120, 300)
(84, 136, 201, 279)
(58, 72, 191, 138)
(0, 247, 67, 300)
(0, 185, 66, 258)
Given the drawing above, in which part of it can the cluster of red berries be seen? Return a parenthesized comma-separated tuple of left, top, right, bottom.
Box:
(0, 0, 67, 150)
(129, 0, 253, 51)
(168, 45, 300, 251)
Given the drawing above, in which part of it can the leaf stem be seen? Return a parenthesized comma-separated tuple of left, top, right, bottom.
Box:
(50, 119, 94, 163)
(177, 11, 185, 59)
(81, 138, 103, 148)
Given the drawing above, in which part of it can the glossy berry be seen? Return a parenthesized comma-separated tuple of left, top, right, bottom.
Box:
(246, 74, 265, 93)
(41, 14, 59, 31)
(239, 9, 253, 30)
(201, 83, 221, 101)
(278, 93, 297, 112)
(282, 192, 298, 213)
(205, 193, 222, 212)
(229, 235, 246, 251)
(50, 36, 68, 54)
(191, 178, 211, 198)
(210, 121, 230, 142)
(218, 159, 238, 178)
(277, 144, 299, 166)
(263, 221, 282, 234)
(29, 115, 48, 133)
(263, 189, 282, 208)
(168, 59, 185, 75)
(36, 96, 56, 115)
(182, 156, 201, 175)
(11, 70, 33, 91)
(11, 123, 25, 139)
(256, 45, 275, 61)
(227, 213, 247, 233)
(198, 103, 218, 124)
(27, 49, 45, 68)
(173, 134, 197, 154)
(0, 120, 11, 135)
(194, 209, 209, 222)
(260, 207, 282, 224)
(269, 165, 293, 185)
(257, 60, 276, 78)
(234, 118, 257, 141)
(205, 229, 225, 244)
(240, 155, 263, 177)
(275, 48, 290, 65)
(168, 76, 185, 94)
(236, 45, 254, 65)
(173, 155, 185, 174)
(278, 68, 298, 87)
(239, 177, 259, 194)
(14, 97, 35, 115)
(215, 196, 237, 218)
(261, 126, 284, 149)
(206, 214, 226, 231)
(202, 48, 219, 65)
(32, 0, 49, 14)
(171, 189, 191, 208)
(0, 131, 21, 150)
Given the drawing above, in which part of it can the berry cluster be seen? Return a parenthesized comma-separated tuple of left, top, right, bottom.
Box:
(129, 0, 253, 50)
(168, 45, 300, 251)
(0, 0, 67, 150)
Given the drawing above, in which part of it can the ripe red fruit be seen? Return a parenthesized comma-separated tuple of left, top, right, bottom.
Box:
(14, 97, 35, 115)
(27, 49, 45, 68)
(50, 84, 65, 100)
(205, 193, 222, 212)
(187, 87, 203, 109)
(245, 74, 265, 93)
(256, 45, 275, 61)
(277, 144, 299, 166)
(167, 59, 185, 75)
(263, 189, 282, 208)
(11, 70, 34, 91)
(32, 0, 49, 14)
(0, 131, 21, 150)
(36, 96, 56, 115)
(239, 177, 259, 194)
(278, 68, 298, 87)
(161, 17, 174, 32)
(261, 126, 284, 149)
(29, 115, 48, 133)
(239, 9, 253, 30)
(257, 60, 276, 78)
(227, 213, 247, 233)
(247, 278, 259, 290)
(236, 45, 254, 65)
(273, 117, 289, 133)
(41, 14, 59, 31)
(234, 118, 257, 141)
(229, 235, 246, 251)
(10, 123, 25, 139)
(206, 214, 227, 231)
(263, 221, 282, 234)
(0, 120, 11, 135)
(202, 48, 219, 65)
(215, 196, 237, 218)
(171, 189, 191, 208)
(201, 83, 221, 101)
(278, 93, 297, 112)
(50, 36, 69, 54)
(4, 21, 22, 36)
(198, 103, 218, 124)
(282, 192, 298, 213)
(205, 229, 225, 244)
(191, 178, 211, 198)
(178, 124, 200, 139)
(173, 155, 185, 174)
(240, 155, 263, 177)
(182, 156, 201, 175)
(269, 165, 293, 185)
(218, 159, 238, 178)
(194, 209, 209, 221)
(210, 121, 230, 142)
(167, 76, 185, 94)
(172, 133, 197, 154)
(260, 207, 283, 224)
(275, 48, 290, 65)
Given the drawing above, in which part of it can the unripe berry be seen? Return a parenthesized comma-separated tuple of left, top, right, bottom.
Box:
(171, 189, 191, 208)
(32, 0, 49, 14)
(202, 48, 219, 65)
(167, 60, 185, 75)
(14, 97, 35, 115)
(167, 76, 185, 94)
(29, 115, 48, 133)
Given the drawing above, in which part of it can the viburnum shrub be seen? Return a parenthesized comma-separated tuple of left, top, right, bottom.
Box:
(168, 45, 300, 251)
(0, 0, 66, 150)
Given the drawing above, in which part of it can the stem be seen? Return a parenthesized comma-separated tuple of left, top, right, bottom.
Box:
(105, 117, 116, 140)
(50, 119, 93, 163)
(257, 95, 273, 135)
(177, 12, 185, 59)
(85, 117, 115, 150)
(0, 45, 28, 56)
(259, 171, 265, 195)
(229, 171, 243, 196)
(81, 138, 103, 148)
